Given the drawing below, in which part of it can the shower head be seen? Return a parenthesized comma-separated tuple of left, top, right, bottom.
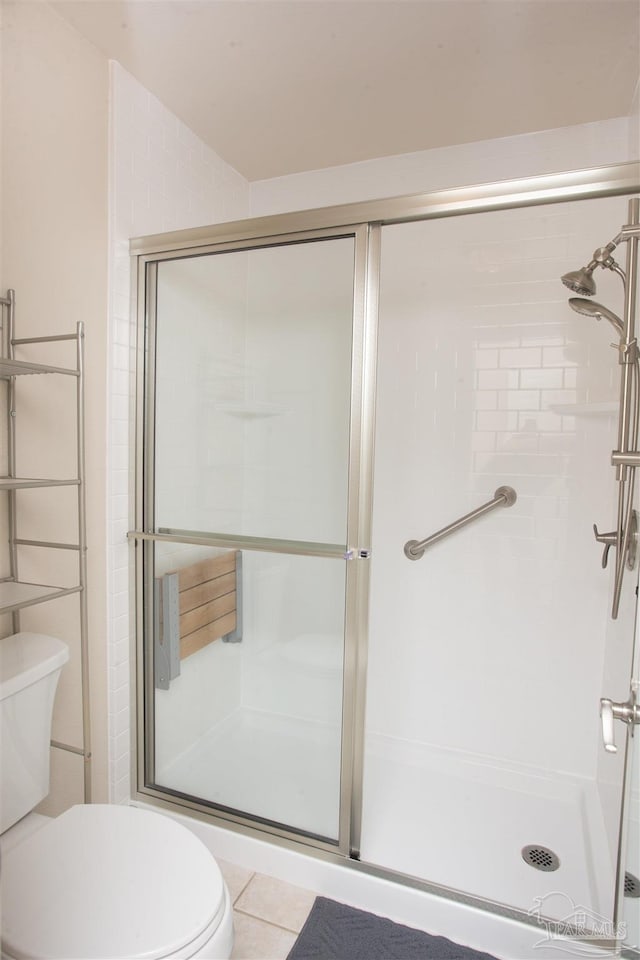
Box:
(561, 240, 627, 296)
(568, 297, 624, 336)
(561, 262, 598, 296)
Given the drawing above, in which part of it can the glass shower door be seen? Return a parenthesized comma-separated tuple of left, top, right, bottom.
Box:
(360, 196, 639, 928)
(144, 231, 360, 843)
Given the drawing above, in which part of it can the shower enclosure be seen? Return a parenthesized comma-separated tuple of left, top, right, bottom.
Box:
(130, 163, 640, 950)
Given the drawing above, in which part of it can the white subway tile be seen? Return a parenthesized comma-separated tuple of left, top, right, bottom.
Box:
(114, 729, 131, 763)
(113, 751, 131, 785)
(111, 518, 130, 544)
(473, 348, 498, 369)
(477, 369, 519, 390)
(111, 394, 130, 422)
(497, 389, 540, 411)
(495, 431, 538, 454)
(112, 775, 131, 806)
(543, 345, 575, 367)
(471, 432, 497, 452)
(110, 682, 130, 716)
(112, 613, 130, 643)
(111, 590, 130, 622)
(112, 369, 131, 395)
(519, 368, 564, 390)
(112, 638, 130, 669)
(498, 346, 542, 368)
(110, 444, 129, 471)
(517, 411, 563, 432)
(475, 410, 519, 432)
(538, 433, 576, 455)
(111, 542, 130, 575)
(111, 673, 131, 708)
(110, 422, 129, 451)
(474, 390, 498, 410)
(541, 389, 578, 407)
(111, 704, 131, 737)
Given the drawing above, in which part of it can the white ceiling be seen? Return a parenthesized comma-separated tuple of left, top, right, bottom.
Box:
(53, 0, 640, 182)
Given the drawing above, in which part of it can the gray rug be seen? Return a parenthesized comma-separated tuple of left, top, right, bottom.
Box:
(287, 897, 499, 960)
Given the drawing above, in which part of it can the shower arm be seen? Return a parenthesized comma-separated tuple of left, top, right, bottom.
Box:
(589, 222, 640, 291)
(617, 224, 640, 243)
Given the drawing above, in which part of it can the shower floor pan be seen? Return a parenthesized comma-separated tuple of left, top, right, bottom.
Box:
(156, 712, 614, 924)
(360, 735, 615, 926)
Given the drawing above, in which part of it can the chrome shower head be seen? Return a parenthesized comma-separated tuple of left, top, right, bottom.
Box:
(568, 297, 623, 336)
(561, 262, 598, 296)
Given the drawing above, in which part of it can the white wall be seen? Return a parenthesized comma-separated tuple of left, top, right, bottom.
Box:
(108, 63, 250, 803)
(1, 0, 110, 811)
(0, 9, 250, 813)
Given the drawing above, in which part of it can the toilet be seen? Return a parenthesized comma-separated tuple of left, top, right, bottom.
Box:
(0, 632, 234, 960)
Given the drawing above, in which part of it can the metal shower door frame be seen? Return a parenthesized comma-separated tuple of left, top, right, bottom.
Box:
(130, 160, 640, 940)
(131, 223, 378, 857)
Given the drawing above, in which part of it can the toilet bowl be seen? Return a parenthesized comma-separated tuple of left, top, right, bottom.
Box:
(1, 804, 234, 960)
(0, 633, 233, 960)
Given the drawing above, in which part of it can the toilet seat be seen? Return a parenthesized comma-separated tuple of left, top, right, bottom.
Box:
(1, 805, 231, 960)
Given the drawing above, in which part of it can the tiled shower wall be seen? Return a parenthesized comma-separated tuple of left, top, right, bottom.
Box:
(108, 63, 250, 803)
(366, 197, 627, 777)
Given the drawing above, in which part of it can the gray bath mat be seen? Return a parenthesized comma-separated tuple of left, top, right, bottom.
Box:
(286, 897, 499, 960)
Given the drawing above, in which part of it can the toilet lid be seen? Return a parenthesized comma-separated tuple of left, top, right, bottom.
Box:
(1, 805, 227, 960)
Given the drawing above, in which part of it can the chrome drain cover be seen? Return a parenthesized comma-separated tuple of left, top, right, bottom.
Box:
(625, 872, 640, 898)
(522, 844, 560, 872)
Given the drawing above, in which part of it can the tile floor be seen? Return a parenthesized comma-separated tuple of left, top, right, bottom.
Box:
(218, 860, 316, 960)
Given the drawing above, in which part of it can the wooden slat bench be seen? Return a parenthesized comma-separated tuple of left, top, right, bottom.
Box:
(155, 550, 241, 688)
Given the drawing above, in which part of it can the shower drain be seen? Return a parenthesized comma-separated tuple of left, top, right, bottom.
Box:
(625, 872, 640, 898)
(521, 845, 560, 872)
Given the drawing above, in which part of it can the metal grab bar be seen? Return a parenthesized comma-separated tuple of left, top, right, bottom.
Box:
(404, 485, 517, 560)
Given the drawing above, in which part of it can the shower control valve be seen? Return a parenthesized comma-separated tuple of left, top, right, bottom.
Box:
(593, 524, 617, 569)
(600, 690, 640, 753)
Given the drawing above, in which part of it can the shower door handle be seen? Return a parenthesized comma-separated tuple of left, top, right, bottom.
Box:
(600, 687, 640, 753)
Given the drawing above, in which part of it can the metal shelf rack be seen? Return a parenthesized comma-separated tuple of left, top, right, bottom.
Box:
(0, 288, 91, 801)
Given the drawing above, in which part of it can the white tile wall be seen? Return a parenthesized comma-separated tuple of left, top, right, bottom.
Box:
(107, 63, 249, 803)
(366, 197, 627, 777)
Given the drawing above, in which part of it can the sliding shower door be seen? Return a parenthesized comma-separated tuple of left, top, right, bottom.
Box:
(360, 196, 639, 927)
(140, 229, 367, 845)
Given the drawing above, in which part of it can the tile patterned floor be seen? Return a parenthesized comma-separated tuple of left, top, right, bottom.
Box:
(218, 860, 316, 960)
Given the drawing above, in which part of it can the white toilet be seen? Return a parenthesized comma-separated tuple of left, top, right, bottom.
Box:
(0, 632, 234, 960)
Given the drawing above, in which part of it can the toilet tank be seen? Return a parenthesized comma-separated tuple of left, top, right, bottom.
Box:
(0, 633, 69, 832)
